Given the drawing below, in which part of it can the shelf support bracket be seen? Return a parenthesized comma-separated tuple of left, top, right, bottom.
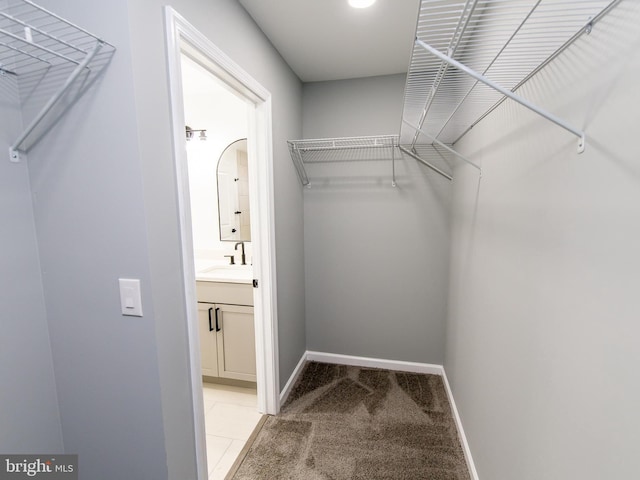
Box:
(391, 141, 396, 187)
(398, 146, 452, 181)
(403, 119, 481, 176)
(9, 39, 104, 162)
(416, 39, 586, 154)
(287, 142, 310, 186)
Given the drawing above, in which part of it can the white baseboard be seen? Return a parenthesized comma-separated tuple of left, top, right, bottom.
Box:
(441, 369, 479, 480)
(279, 350, 479, 480)
(279, 351, 308, 406)
(306, 350, 445, 376)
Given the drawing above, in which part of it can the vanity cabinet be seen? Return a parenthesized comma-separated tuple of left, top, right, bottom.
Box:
(196, 281, 256, 383)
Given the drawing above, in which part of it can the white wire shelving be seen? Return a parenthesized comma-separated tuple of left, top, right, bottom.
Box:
(1, 0, 115, 162)
(400, 0, 620, 173)
(289, 0, 620, 186)
(288, 135, 400, 186)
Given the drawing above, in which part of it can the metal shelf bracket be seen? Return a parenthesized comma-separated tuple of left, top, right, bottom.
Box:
(2, 0, 116, 162)
(9, 40, 103, 162)
(416, 38, 587, 154)
(402, 119, 482, 178)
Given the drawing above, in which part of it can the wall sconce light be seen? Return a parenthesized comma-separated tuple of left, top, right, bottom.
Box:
(185, 125, 207, 141)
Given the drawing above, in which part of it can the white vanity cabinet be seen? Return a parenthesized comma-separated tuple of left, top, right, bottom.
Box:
(196, 281, 256, 383)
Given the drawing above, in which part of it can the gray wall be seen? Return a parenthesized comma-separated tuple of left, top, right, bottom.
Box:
(446, 2, 640, 479)
(26, 1, 167, 478)
(303, 75, 451, 364)
(12, 0, 304, 479)
(0, 62, 63, 454)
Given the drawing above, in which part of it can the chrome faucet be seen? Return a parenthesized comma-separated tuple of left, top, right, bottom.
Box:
(234, 242, 246, 265)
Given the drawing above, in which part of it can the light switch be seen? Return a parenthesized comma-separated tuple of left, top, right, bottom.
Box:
(119, 278, 143, 317)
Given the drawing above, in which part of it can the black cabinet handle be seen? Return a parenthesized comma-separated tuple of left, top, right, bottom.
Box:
(215, 307, 221, 332)
(207, 307, 214, 332)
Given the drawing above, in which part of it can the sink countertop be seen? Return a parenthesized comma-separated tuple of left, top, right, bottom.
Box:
(195, 260, 253, 284)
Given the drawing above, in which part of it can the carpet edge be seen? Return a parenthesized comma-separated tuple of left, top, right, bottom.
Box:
(224, 414, 269, 480)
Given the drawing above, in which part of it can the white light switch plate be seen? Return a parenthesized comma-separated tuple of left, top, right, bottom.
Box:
(119, 278, 143, 317)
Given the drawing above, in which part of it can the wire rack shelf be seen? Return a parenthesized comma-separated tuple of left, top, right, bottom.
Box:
(400, 0, 620, 159)
(1, 0, 116, 161)
(288, 135, 400, 186)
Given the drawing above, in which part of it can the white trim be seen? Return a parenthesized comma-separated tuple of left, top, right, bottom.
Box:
(164, 11, 207, 480)
(279, 352, 308, 405)
(306, 351, 445, 376)
(441, 369, 480, 480)
(164, 8, 279, 480)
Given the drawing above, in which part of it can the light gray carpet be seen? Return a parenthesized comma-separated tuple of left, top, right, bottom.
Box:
(229, 361, 470, 480)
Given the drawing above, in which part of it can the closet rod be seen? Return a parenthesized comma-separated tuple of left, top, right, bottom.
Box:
(416, 38, 586, 153)
(9, 40, 104, 162)
(399, 146, 452, 181)
(402, 119, 481, 175)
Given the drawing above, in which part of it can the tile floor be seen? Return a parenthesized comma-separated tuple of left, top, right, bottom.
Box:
(202, 382, 262, 480)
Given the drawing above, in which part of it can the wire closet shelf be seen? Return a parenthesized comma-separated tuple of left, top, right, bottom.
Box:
(289, 0, 621, 186)
(400, 0, 620, 168)
(1, 0, 115, 161)
(288, 135, 400, 186)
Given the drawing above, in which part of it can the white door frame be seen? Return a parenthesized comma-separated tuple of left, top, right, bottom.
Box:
(164, 7, 279, 479)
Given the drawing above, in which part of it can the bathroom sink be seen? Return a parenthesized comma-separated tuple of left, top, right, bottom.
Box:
(197, 264, 253, 283)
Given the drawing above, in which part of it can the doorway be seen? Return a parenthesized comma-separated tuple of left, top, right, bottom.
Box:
(165, 7, 279, 480)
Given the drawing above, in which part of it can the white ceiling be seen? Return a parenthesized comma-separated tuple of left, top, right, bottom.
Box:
(238, 0, 421, 82)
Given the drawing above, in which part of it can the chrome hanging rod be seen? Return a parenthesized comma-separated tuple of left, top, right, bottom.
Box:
(416, 38, 586, 153)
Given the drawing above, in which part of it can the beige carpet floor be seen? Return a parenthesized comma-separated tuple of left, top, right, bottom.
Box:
(229, 361, 470, 480)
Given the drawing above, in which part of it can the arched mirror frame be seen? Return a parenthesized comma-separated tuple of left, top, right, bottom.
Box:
(216, 138, 251, 242)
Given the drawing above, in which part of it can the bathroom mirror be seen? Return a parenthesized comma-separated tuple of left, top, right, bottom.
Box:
(217, 139, 251, 242)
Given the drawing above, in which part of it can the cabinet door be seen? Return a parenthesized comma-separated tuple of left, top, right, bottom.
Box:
(197, 303, 219, 377)
(216, 304, 256, 382)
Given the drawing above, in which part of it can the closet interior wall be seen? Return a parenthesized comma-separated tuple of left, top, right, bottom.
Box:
(446, 1, 640, 479)
(302, 74, 451, 365)
(0, 46, 63, 453)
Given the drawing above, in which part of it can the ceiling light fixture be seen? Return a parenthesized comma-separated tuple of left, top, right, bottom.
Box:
(348, 0, 376, 9)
